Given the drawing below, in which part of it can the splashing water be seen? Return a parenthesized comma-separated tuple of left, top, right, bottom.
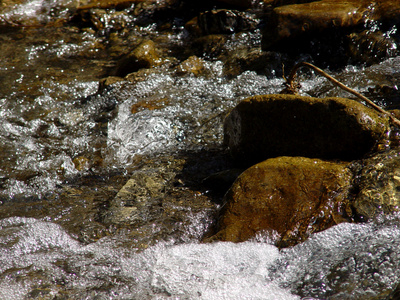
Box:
(1, 217, 400, 299)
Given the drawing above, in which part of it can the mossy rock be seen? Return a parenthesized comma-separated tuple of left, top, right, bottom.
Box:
(207, 156, 353, 247)
(224, 94, 389, 166)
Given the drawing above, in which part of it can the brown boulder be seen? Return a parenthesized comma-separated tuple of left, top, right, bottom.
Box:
(263, 0, 367, 50)
(262, 0, 400, 50)
(224, 94, 389, 165)
(208, 156, 353, 247)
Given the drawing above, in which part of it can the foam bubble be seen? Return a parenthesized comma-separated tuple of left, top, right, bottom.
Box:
(0, 217, 299, 299)
(272, 222, 400, 299)
(146, 242, 299, 300)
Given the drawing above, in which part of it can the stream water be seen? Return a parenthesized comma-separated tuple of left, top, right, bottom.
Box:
(1, 0, 400, 299)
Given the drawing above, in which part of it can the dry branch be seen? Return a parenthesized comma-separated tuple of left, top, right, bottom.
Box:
(283, 62, 400, 127)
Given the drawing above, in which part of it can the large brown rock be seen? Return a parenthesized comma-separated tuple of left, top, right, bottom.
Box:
(224, 94, 389, 165)
(262, 0, 400, 50)
(208, 156, 353, 247)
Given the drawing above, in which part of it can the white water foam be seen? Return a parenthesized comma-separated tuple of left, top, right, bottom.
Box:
(0, 217, 298, 299)
(274, 221, 400, 299)
(107, 102, 184, 165)
(106, 70, 284, 165)
(2, 217, 400, 299)
(1, 0, 76, 24)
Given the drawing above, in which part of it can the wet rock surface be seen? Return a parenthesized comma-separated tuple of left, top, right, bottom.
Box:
(347, 30, 398, 65)
(224, 94, 390, 166)
(101, 169, 167, 226)
(262, 0, 400, 67)
(353, 149, 400, 221)
(208, 156, 353, 247)
(0, 0, 399, 249)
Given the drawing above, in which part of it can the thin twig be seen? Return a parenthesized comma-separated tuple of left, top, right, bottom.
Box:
(284, 61, 400, 127)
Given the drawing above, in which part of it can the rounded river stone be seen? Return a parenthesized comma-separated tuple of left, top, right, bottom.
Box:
(209, 156, 353, 247)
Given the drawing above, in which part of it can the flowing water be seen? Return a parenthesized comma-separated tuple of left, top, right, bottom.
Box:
(1, 0, 400, 299)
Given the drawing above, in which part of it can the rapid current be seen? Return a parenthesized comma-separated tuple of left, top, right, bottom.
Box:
(1, 0, 400, 299)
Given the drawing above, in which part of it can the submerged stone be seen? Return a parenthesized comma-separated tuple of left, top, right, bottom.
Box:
(208, 156, 353, 247)
(224, 94, 389, 165)
(101, 170, 166, 226)
(353, 149, 400, 221)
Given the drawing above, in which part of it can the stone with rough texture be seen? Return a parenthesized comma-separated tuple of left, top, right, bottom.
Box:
(224, 94, 389, 165)
(353, 149, 400, 221)
(208, 156, 353, 247)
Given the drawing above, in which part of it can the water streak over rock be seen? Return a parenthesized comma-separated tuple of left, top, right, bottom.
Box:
(353, 149, 400, 221)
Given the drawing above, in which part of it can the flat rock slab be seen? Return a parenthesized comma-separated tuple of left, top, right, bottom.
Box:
(208, 156, 353, 247)
(224, 94, 389, 165)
